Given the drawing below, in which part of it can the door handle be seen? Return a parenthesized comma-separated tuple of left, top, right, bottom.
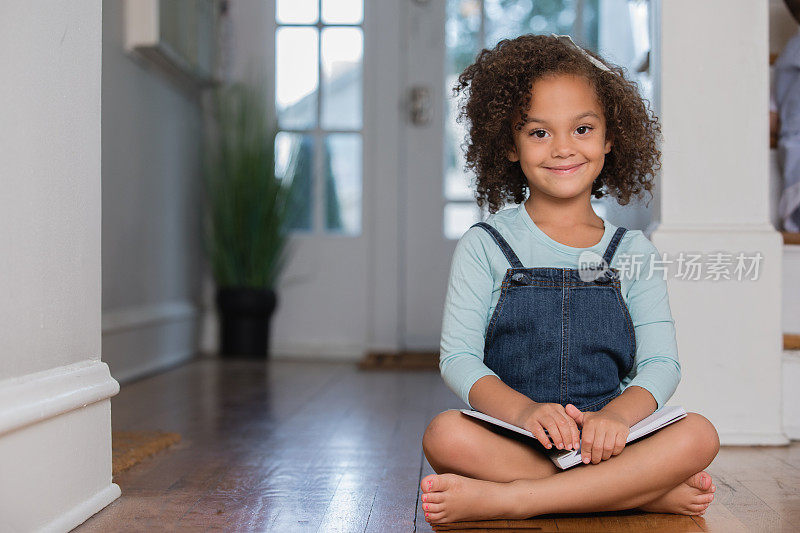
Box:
(408, 86, 431, 126)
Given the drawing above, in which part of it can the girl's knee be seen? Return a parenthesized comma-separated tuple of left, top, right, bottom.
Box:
(681, 412, 720, 463)
(422, 410, 475, 465)
(423, 410, 463, 452)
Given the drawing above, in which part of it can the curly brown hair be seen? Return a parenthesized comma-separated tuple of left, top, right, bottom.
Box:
(453, 33, 662, 214)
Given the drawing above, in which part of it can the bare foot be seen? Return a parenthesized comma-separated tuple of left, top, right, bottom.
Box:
(419, 472, 520, 524)
(638, 470, 717, 516)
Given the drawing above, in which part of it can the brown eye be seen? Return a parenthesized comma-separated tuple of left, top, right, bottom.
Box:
(530, 129, 548, 138)
(576, 126, 592, 135)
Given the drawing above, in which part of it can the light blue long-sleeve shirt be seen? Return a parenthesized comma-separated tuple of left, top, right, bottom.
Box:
(439, 202, 681, 412)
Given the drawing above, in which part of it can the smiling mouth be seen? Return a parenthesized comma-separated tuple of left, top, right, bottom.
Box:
(544, 162, 586, 174)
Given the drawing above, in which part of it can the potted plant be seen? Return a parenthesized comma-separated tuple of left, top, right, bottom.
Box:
(201, 82, 294, 358)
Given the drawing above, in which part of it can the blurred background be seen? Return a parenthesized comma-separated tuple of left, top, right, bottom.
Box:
(99, 0, 799, 381)
(102, 0, 664, 381)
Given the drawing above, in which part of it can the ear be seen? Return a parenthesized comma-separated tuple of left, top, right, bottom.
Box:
(507, 144, 520, 163)
(603, 136, 612, 155)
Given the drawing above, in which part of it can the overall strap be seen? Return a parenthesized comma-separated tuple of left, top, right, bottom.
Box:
(602, 227, 628, 266)
(471, 222, 525, 269)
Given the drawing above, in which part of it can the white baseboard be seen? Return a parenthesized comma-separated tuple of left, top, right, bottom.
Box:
(0, 361, 120, 531)
(0, 360, 119, 437)
(200, 310, 366, 362)
(784, 424, 800, 440)
(42, 483, 120, 533)
(103, 300, 197, 334)
(718, 431, 791, 445)
(103, 301, 199, 383)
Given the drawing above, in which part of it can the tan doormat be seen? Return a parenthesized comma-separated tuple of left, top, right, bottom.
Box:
(112, 430, 181, 476)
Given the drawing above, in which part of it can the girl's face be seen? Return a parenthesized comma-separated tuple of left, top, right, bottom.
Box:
(508, 74, 612, 202)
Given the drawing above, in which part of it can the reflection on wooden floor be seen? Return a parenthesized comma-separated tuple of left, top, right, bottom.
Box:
(77, 358, 800, 532)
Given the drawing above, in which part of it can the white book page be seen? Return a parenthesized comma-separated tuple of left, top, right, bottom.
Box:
(459, 405, 687, 446)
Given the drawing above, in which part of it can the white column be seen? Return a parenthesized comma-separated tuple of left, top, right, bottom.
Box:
(651, 0, 786, 444)
(0, 1, 120, 530)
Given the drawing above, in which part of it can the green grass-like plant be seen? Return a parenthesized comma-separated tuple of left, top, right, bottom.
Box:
(201, 83, 293, 290)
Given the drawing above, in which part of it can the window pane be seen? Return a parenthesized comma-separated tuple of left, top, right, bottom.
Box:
(276, 27, 318, 129)
(485, 0, 567, 46)
(275, 132, 314, 231)
(321, 27, 363, 130)
(627, 0, 652, 101)
(446, 0, 481, 69)
(324, 134, 362, 234)
(483, 0, 599, 49)
(444, 203, 481, 240)
(444, 165, 473, 201)
(276, 0, 318, 24)
(444, 0, 481, 202)
(321, 0, 363, 25)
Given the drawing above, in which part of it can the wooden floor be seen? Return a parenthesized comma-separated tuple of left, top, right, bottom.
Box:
(77, 358, 800, 532)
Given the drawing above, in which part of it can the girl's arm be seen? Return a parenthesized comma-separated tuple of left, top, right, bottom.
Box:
(598, 385, 657, 428)
(604, 234, 682, 425)
(439, 227, 543, 428)
(467, 374, 540, 428)
(439, 228, 513, 411)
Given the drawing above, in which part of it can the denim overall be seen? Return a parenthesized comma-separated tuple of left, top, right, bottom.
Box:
(473, 222, 636, 412)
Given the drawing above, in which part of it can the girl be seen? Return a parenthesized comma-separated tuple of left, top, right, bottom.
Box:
(420, 34, 720, 525)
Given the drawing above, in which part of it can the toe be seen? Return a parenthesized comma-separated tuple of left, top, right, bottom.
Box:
(692, 492, 713, 505)
(688, 502, 710, 513)
(426, 510, 447, 523)
(687, 471, 712, 491)
(420, 473, 437, 493)
(423, 502, 445, 514)
(427, 473, 453, 493)
(687, 505, 704, 514)
(422, 491, 444, 504)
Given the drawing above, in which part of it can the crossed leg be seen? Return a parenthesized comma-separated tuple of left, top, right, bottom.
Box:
(420, 409, 720, 524)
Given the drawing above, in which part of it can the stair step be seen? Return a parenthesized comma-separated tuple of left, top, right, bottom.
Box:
(786, 334, 800, 350)
(784, 232, 800, 245)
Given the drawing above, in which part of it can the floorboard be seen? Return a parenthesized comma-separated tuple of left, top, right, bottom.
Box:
(76, 358, 800, 532)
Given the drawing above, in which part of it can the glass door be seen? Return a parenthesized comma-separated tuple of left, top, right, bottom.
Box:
(401, 0, 651, 349)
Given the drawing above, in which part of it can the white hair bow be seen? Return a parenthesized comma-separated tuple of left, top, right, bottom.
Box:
(551, 34, 611, 73)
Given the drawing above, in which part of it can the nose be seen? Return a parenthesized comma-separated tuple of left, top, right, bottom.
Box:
(551, 133, 576, 158)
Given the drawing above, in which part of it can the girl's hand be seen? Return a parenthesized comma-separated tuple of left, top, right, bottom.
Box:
(515, 402, 581, 451)
(565, 404, 629, 464)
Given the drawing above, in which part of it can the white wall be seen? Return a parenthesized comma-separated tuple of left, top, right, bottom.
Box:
(0, 1, 120, 530)
(0, 7, 102, 381)
(101, 0, 205, 382)
(653, 0, 786, 445)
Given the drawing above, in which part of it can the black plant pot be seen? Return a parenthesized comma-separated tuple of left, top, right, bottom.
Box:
(215, 287, 278, 358)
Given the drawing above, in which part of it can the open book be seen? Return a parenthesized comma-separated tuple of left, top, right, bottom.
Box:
(459, 405, 687, 470)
